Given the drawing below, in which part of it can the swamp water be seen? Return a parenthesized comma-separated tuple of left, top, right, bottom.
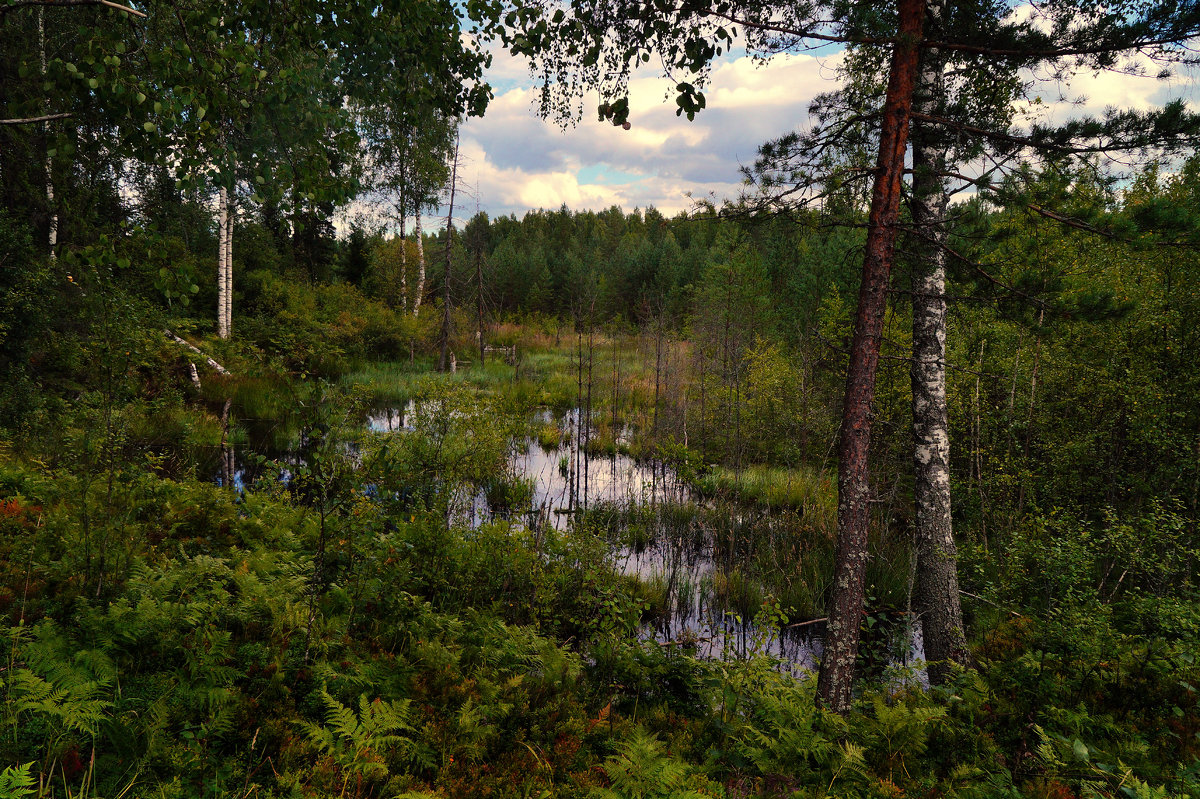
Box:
(227, 402, 925, 679)
(367, 405, 926, 680)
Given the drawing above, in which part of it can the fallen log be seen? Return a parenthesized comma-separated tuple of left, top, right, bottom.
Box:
(165, 329, 230, 375)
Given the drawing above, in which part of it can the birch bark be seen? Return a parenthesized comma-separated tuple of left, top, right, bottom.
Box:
(39, 9, 57, 257)
(909, 4, 970, 682)
(217, 185, 229, 339)
(223, 188, 234, 338)
(413, 214, 425, 316)
(399, 213, 408, 312)
(439, 138, 459, 372)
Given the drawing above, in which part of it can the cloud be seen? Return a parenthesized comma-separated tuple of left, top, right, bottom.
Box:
(451, 48, 843, 219)
(427, 21, 1197, 225)
(1017, 52, 1199, 128)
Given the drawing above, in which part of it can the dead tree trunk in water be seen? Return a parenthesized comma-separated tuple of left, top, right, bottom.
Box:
(584, 324, 594, 507)
(908, 0, 970, 684)
(220, 398, 235, 488)
(816, 0, 925, 714)
(572, 327, 583, 511)
(612, 332, 620, 449)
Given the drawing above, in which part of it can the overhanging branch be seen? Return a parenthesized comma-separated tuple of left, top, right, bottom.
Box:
(1, 0, 146, 17)
(0, 112, 73, 125)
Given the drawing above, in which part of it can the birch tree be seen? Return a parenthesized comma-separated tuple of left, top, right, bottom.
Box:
(134, 0, 489, 337)
(742, 0, 1200, 690)
(481, 0, 936, 710)
(483, 0, 1200, 710)
(439, 134, 461, 372)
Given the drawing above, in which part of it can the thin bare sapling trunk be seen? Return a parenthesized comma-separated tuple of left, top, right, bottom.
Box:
(476, 237, 485, 366)
(39, 9, 56, 257)
(439, 139, 459, 372)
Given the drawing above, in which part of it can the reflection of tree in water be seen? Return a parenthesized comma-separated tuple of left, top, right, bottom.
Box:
(223, 400, 925, 678)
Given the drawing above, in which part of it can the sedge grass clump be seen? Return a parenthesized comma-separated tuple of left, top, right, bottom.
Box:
(775, 572, 827, 622)
(674, 575, 697, 621)
(482, 475, 536, 513)
(583, 432, 618, 456)
(341, 360, 425, 405)
(700, 464, 834, 514)
(634, 574, 672, 624)
(658, 501, 701, 540)
(711, 568, 764, 621)
(535, 421, 562, 451)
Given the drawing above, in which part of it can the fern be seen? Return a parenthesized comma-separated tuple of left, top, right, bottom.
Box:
(733, 679, 839, 776)
(590, 729, 724, 799)
(0, 763, 36, 799)
(858, 693, 948, 773)
(10, 668, 112, 736)
(823, 741, 871, 795)
(300, 689, 415, 782)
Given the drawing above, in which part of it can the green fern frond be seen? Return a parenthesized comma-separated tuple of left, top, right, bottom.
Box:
(840, 741, 867, 770)
(300, 688, 415, 782)
(590, 729, 724, 799)
(0, 762, 36, 799)
(11, 668, 112, 735)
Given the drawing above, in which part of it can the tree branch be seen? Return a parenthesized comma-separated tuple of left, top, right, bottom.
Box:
(926, 34, 1200, 59)
(0, 112, 73, 126)
(1, 0, 147, 17)
(911, 111, 1197, 155)
(941, 243, 1052, 310)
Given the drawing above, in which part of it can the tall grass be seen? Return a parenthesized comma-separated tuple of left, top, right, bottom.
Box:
(343, 358, 519, 405)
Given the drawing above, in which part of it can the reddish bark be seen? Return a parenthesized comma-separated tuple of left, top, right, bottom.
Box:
(816, 0, 926, 713)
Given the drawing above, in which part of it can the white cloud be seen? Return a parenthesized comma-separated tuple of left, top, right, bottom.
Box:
(1016, 52, 1200, 128)
(424, 21, 1197, 225)
(449, 49, 842, 219)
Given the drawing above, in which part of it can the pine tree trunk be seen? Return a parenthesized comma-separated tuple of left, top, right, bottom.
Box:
(816, 0, 925, 714)
(909, 8, 970, 683)
(217, 186, 229, 339)
(413, 214, 425, 316)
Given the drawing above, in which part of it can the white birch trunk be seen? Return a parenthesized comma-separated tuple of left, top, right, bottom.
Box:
(224, 190, 234, 338)
(412, 213, 425, 316)
(46, 159, 56, 255)
(399, 214, 408, 312)
(439, 137, 459, 372)
(910, 2, 970, 683)
(217, 185, 229, 339)
(39, 9, 57, 257)
(165, 329, 231, 374)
